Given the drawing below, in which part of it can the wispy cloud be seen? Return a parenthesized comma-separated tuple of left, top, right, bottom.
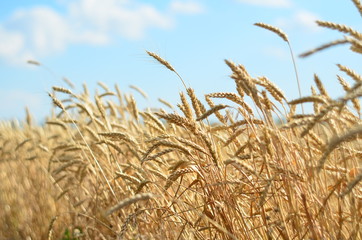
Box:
(275, 10, 320, 33)
(170, 0, 205, 14)
(0, 0, 205, 65)
(235, 0, 292, 8)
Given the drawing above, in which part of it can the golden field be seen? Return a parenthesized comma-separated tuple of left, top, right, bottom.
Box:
(1, 2, 362, 239)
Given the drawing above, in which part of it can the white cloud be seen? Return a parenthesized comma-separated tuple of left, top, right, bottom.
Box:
(236, 0, 291, 8)
(68, 0, 173, 40)
(9, 7, 69, 56)
(170, 1, 205, 14)
(275, 10, 320, 33)
(294, 10, 320, 32)
(0, 0, 204, 65)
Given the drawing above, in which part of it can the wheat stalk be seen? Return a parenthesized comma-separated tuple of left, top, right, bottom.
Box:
(255, 22, 304, 113)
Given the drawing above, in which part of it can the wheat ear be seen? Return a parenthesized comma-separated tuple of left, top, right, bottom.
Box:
(352, 0, 362, 16)
(337, 64, 362, 82)
(254, 23, 288, 42)
(146, 51, 187, 89)
(299, 39, 348, 58)
(316, 20, 362, 39)
(255, 22, 303, 112)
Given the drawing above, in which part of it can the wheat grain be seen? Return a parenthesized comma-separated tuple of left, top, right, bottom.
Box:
(254, 22, 289, 42)
(337, 64, 362, 82)
(316, 20, 362, 39)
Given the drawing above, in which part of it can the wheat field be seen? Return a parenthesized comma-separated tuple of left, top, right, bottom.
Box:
(1, 2, 362, 239)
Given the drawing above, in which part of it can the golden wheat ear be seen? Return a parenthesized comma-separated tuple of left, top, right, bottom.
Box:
(146, 50, 188, 89)
(254, 22, 303, 112)
(316, 20, 362, 39)
(352, 0, 362, 16)
(254, 22, 289, 42)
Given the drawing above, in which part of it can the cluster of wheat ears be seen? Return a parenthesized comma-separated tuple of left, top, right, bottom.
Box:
(1, 1, 362, 240)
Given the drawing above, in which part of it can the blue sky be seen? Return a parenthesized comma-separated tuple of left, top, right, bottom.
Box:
(0, 0, 361, 121)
